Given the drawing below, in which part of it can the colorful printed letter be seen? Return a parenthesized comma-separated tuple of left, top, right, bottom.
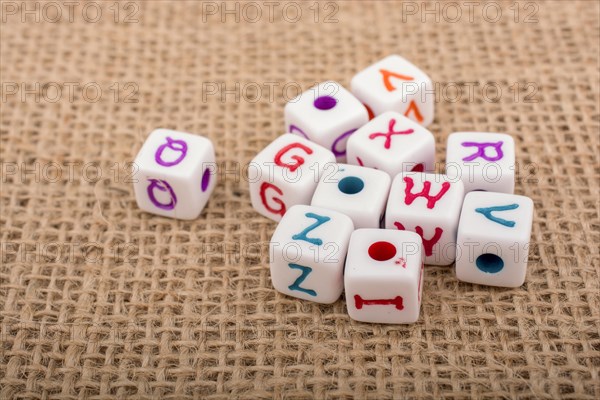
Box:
(260, 182, 286, 217)
(147, 179, 177, 210)
(379, 69, 414, 92)
(154, 137, 188, 167)
(274, 143, 313, 172)
(369, 118, 413, 149)
(394, 222, 443, 257)
(475, 204, 519, 228)
(461, 141, 504, 162)
(331, 128, 357, 158)
(289, 124, 309, 140)
(288, 263, 316, 296)
(404, 100, 424, 123)
(404, 177, 451, 209)
(354, 294, 404, 310)
(292, 213, 331, 246)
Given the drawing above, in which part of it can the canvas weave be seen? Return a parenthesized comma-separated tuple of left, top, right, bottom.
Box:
(1, 1, 599, 398)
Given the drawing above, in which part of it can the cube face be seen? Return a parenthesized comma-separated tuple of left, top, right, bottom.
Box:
(310, 164, 391, 229)
(385, 173, 465, 266)
(270, 205, 355, 303)
(133, 129, 216, 220)
(249, 134, 336, 222)
(351, 55, 434, 127)
(346, 112, 435, 176)
(456, 192, 534, 287)
(446, 132, 516, 194)
(344, 229, 424, 324)
(284, 81, 369, 162)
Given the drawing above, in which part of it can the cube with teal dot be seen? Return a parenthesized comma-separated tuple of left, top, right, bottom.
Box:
(311, 164, 391, 229)
(455, 191, 534, 287)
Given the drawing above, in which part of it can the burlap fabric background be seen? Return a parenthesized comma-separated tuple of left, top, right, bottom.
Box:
(1, 1, 599, 399)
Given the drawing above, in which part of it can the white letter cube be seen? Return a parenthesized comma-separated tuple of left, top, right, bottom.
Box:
(456, 191, 534, 287)
(133, 129, 216, 220)
(270, 205, 354, 303)
(285, 81, 369, 162)
(351, 55, 434, 127)
(446, 132, 516, 194)
(385, 173, 465, 265)
(344, 229, 424, 324)
(311, 164, 391, 229)
(347, 112, 435, 176)
(249, 134, 335, 221)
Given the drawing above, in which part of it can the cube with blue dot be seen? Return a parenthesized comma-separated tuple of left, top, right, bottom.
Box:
(455, 191, 534, 287)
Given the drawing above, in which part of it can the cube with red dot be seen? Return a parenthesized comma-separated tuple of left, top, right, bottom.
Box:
(344, 229, 424, 324)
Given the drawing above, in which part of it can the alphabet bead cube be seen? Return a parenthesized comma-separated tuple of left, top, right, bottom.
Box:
(385, 172, 465, 265)
(351, 55, 434, 126)
(133, 129, 217, 220)
(249, 134, 335, 221)
(456, 192, 534, 287)
(284, 81, 369, 162)
(346, 112, 435, 175)
(344, 229, 424, 324)
(270, 205, 354, 303)
(311, 164, 391, 229)
(446, 132, 516, 194)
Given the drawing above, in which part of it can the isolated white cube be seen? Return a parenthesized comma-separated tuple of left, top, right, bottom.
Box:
(456, 191, 534, 287)
(133, 129, 216, 220)
(351, 55, 434, 127)
(446, 132, 516, 194)
(270, 205, 354, 304)
(285, 81, 369, 162)
(385, 173, 465, 265)
(345, 229, 424, 324)
(311, 164, 391, 229)
(249, 134, 335, 222)
(347, 112, 435, 176)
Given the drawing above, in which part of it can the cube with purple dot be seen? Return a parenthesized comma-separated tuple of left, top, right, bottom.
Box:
(284, 81, 369, 162)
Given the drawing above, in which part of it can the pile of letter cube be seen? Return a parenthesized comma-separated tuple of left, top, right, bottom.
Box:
(132, 55, 534, 324)
(250, 55, 534, 324)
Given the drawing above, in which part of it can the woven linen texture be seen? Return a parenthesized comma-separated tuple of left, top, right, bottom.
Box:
(1, 1, 599, 399)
